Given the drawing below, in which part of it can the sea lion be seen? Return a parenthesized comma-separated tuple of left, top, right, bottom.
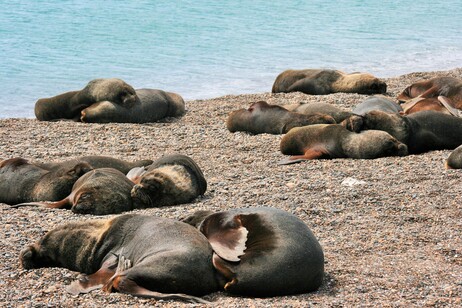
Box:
(35, 78, 139, 121)
(272, 69, 387, 95)
(226, 101, 335, 134)
(446, 145, 462, 169)
(36, 155, 153, 174)
(279, 124, 408, 164)
(12, 168, 135, 215)
(352, 95, 402, 115)
(20, 214, 218, 303)
(130, 154, 207, 208)
(397, 76, 462, 108)
(181, 207, 324, 297)
(351, 110, 462, 154)
(284, 101, 358, 123)
(80, 89, 186, 123)
(0, 158, 92, 205)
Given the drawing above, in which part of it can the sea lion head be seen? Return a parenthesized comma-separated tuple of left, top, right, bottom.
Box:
(130, 171, 163, 208)
(348, 73, 387, 95)
(84, 78, 139, 108)
(362, 110, 410, 144)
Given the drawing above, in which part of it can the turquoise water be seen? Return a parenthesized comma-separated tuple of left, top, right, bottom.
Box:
(1, 0, 461, 118)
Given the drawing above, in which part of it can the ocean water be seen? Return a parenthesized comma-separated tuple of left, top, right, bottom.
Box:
(1, 0, 461, 118)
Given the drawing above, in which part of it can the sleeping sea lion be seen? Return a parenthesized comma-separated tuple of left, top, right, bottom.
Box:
(80, 89, 186, 123)
(20, 214, 218, 303)
(0, 158, 92, 205)
(12, 168, 135, 215)
(352, 95, 402, 115)
(446, 145, 462, 169)
(397, 76, 462, 108)
(36, 155, 153, 174)
(279, 124, 408, 164)
(181, 207, 324, 297)
(272, 69, 387, 95)
(351, 110, 462, 154)
(130, 154, 207, 208)
(35, 78, 139, 121)
(226, 101, 335, 134)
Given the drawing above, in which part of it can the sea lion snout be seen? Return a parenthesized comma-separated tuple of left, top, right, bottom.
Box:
(131, 184, 155, 208)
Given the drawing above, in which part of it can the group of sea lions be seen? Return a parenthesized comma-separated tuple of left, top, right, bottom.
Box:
(228, 72, 462, 167)
(5, 68, 462, 304)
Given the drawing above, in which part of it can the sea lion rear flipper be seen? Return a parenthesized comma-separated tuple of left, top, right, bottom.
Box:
(200, 214, 248, 262)
(67, 256, 118, 295)
(278, 148, 326, 165)
(10, 198, 70, 209)
(102, 254, 210, 304)
(438, 96, 462, 117)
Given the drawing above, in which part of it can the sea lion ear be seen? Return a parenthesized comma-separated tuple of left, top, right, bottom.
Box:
(200, 213, 248, 262)
(68, 162, 93, 177)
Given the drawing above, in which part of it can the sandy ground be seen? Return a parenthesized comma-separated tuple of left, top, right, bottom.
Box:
(0, 68, 461, 307)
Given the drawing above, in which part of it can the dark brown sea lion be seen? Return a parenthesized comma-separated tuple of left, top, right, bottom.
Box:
(181, 207, 324, 297)
(226, 101, 335, 134)
(80, 89, 186, 123)
(12, 168, 135, 215)
(130, 154, 207, 208)
(272, 69, 387, 95)
(446, 145, 462, 169)
(20, 214, 218, 303)
(397, 76, 462, 108)
(351, 110, 462, 154)
(352, 95, 403, 115)
(35, 78, 139, 121)
(279, 124, 408, 164)
(0, 158, 92, 205)
(36, 155, 153, 175)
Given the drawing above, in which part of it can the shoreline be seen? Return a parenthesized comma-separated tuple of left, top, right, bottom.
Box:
(1, 68, 461, 306)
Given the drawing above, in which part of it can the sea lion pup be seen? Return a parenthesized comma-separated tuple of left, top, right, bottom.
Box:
(279, 124, 408, 164)
(352, 110, 462, 154)
(80, 89, 186, 123)
(0, 158, 92, 205)
(12, 168, 135, 215)
(352, 95, 403, 115)
(36, 155, 153, 174)
(181, 207, 324, 297)
(35, 78, 139, 121)
(272, 69, 387, 95)
(446, 145, 462, 169)
(20, 214, 218, 303)
(130, 154, 207, 208)
(397, 76, 462, 107)
(226, 101, 335, 134)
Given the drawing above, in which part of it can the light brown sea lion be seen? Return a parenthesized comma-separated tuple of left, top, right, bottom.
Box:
(0, 158, 92, 205)
(397, 76, 462, 108)
(349, 110, 462, 154)
(226, 101, 335, 134)
(80, 89, 185, 123)
(272, 69, 387, 95)
(35, 78, 139, 121)
(36, 155, 153, 174)
(12, 168, 135, 215)
(279, 124, 408, 164)
(400, 96, 462, 116)
(284, 101, 362, 126)
(130, 154, 207, 208)
(20, 214, 218, 303)
(446, 145, 462, 169)
(352, 95, 402, 115)
(181, 207, 324, 297)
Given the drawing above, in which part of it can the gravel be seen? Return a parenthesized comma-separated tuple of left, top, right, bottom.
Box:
(1, 68, 461, 307)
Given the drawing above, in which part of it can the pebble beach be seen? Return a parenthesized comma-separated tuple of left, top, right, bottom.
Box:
(1, 68, 462, 307)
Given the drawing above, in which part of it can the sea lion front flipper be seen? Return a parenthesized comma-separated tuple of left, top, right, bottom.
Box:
(200, 214, 248, 262)
(126, 166, 147, 184)
(212, 253, 237, 290)
(67, 256, 118, 295)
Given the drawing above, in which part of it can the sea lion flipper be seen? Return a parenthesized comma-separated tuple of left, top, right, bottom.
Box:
(202, 215, 248, 262)
(126, 166, 147, 183)
(278, 148, 325, 165)
(67, 257, 118, 295)
(10, 199, 70, 209)
(437, 96, 462, 117)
